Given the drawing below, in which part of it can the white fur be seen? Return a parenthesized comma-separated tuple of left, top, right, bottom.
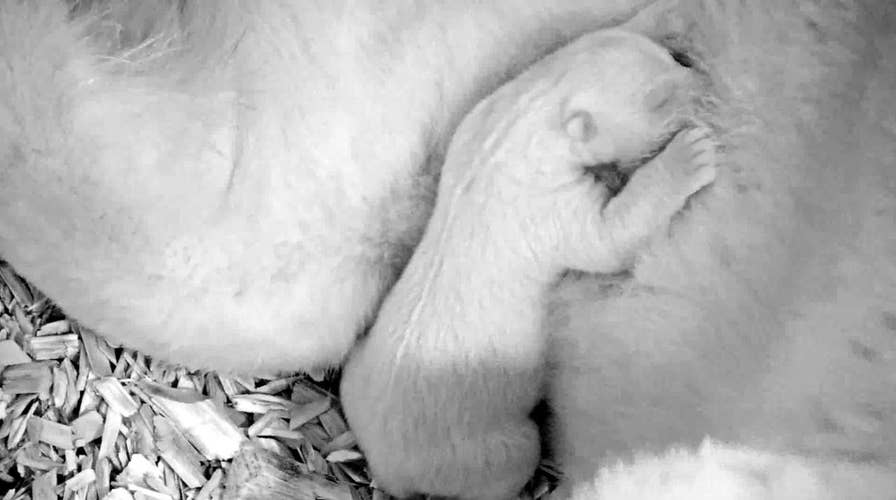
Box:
(3, 1, 896, 498)
(341, 30, 715, 499)
(0, 0, 654, 373)
(547, 0, 896, 495)
(568, 440, 896, 500)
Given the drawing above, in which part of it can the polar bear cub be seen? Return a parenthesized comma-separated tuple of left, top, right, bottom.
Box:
(340, 28, 716, 499)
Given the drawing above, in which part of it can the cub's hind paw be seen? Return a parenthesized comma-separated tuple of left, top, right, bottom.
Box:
(452, 420, 541, 500)
(386, 419, 540, 500)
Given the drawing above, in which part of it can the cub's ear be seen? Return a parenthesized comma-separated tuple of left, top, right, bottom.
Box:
(564, 110, 597, 142)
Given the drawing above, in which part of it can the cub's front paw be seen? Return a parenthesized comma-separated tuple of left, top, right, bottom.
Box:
(609, 125, 719, 232)
(560, 126, 720, 274)
(653, 126, 718, 200)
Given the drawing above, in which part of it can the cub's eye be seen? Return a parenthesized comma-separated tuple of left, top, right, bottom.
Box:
(658, 33, 696, 69)
(669, 49, 694, 68)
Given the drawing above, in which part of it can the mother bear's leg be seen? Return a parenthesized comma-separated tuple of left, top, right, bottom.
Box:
(547, 0, 896, 489)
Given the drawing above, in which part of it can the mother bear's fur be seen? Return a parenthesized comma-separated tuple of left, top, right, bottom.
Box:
(548, 0, 896, 493)
(2, 0, 895, 497)
(0, 0, 655, 373)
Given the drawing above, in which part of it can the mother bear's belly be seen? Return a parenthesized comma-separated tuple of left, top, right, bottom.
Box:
(546, 0, 896, 491)
(0, 0, 656, 373)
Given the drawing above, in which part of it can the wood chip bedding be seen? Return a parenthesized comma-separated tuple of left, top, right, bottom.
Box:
(0, 261, 558, 500)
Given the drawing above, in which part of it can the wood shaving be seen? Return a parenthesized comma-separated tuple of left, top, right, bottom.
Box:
(0, 261, 558, 499)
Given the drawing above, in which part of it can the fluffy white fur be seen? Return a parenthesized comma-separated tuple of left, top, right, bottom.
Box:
(547, 0, 896, 495)
(3, 1, 896, 498)
(341, 29, 716, 499)
(0, 0, 656, 373)
(568, 440, 896, 500)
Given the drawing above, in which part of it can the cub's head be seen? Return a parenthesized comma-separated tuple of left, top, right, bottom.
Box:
(558, 29, 694, 166)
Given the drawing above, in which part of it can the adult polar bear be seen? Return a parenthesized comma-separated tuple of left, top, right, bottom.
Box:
(2, 0, 896, 498)
(0, 0, 658, 373)
(548, 2, 896, 497)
